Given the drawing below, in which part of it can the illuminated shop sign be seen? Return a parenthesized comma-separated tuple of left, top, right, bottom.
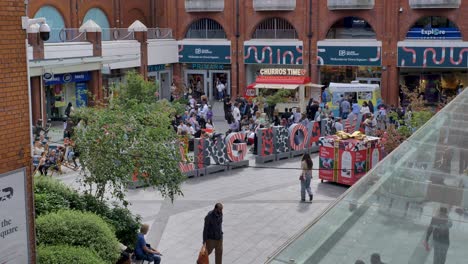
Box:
(259, 68, 306, 76)
(44, 72, 91, 85)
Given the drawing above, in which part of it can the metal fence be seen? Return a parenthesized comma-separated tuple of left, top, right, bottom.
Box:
(147, 28, 173, 39)
(252, 29, 298, 39)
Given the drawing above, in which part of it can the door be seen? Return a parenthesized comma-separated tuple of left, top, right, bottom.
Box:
(210, 70, 230, 101)
(185, 70, 208, 100)
(158, 70, 171, 100)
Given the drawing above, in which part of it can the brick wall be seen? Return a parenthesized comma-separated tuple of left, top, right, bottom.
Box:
(158, 0, 468, 105)
(28, 0, 151, 28)
(0, 0, 35, 261)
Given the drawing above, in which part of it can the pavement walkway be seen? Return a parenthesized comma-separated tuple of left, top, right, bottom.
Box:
(52, 103, 348, 263)
(57, 154, 347, 264)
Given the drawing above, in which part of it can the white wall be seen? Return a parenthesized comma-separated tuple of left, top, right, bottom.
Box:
(102, 40, 141, 69)
(44, 42, 93, 59)
(147, 39, 179, 65)
(27, 46, 33, 61)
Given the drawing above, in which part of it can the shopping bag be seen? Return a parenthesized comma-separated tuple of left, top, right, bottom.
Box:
(299, 173, 305, 181)
(423, 240, 431, 251)
(197, 244, 209, 264)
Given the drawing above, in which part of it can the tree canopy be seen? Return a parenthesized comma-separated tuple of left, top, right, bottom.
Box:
(73, 71, 185, 203)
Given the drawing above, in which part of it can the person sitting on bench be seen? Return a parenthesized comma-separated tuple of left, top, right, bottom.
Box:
(134, 224, 162, 264)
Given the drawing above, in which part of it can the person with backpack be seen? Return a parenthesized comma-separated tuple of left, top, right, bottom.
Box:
(64, 102, 74, 118)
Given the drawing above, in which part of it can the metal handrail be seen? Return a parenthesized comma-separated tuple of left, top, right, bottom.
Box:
(147, 28, 173, 39)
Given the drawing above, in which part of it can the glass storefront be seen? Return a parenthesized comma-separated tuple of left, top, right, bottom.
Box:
(320, 65, 382, 86)
(44, 72, 90, 120)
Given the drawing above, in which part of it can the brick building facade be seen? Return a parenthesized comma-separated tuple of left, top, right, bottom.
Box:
(28, 0, 154, 28)
(0, 0, 35, 262)
(158, 0, 468, 105)
(27, 0, 468, 111)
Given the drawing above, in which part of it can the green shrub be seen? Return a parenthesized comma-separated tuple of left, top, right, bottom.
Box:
(36, 210, 120, 263)
(106, 206, 141, 249)
(34, 176, 84, 215)
(37, 245, 105, 264)
(34, 177, 141, 247)
(34, 192, 70, 216)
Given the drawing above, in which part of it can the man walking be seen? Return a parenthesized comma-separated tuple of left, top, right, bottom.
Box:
(340, 97, 350, 120)
(203, 203, 224, 264)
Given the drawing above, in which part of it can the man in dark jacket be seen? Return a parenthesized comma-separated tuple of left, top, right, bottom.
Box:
(203, 203, 223, 264)
(425, 207, 452, 264)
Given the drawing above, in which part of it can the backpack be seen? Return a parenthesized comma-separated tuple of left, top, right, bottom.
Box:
(65, 106, 71, 116)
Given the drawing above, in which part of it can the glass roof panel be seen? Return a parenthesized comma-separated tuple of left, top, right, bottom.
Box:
(268, 89, 468, 264)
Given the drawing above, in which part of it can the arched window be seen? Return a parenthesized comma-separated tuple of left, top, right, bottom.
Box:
(83, 8, 110, 40)
(327, 17, 375, 39)
(252, 18, 298, 39)
(406, 16, 461, 40)
(34, 5, 65, 43)
(185, 18, 226, 39)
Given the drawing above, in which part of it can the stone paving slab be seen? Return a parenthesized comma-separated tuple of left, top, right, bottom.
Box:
(57, 152, 347, 264)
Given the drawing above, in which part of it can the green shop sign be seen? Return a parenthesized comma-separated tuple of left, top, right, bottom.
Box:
(317, 46, 381, 66)
(147, 64, 167, 72)
(398, 46, 468, 68)
(178, 45, 231, 64)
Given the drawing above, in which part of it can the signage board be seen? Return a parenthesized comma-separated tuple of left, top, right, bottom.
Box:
(75, 82, 88, 107)
(259, 68, 305, 76)
(44, 72, 91, 85)
(178, 45, 231, 64)
(406, 27, 461, 40)
(0, 169, 29, 264)
(147, 64, 167, 72)
(188, 64, 229, 70)
(244, 45, 303, 65)
(398, 46, 468, 68)
(317, 46, 382, 66)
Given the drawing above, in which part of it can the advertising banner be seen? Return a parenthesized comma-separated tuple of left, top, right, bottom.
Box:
(398, 46, 468, 68)
(319, 146, 335, 182)
(317, 46, 381, 66)
(0, 169, 29, 264)
(244, 45, 303, 65)
(178, 45, 231, 64)
(75, 82, 88, 107)
(354, 149, 368, 179)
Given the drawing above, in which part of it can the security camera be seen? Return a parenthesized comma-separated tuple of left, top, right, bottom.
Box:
(39, 23, 51, 41)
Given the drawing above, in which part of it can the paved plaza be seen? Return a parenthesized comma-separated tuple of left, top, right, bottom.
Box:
(57, 152, 347, 264)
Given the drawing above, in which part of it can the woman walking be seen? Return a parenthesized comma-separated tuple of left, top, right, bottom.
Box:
(300, 154, 314, 202)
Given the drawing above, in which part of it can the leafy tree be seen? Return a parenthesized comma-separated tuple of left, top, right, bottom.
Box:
(377, 85, 452, 153)
(73, 71, 185, 203)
